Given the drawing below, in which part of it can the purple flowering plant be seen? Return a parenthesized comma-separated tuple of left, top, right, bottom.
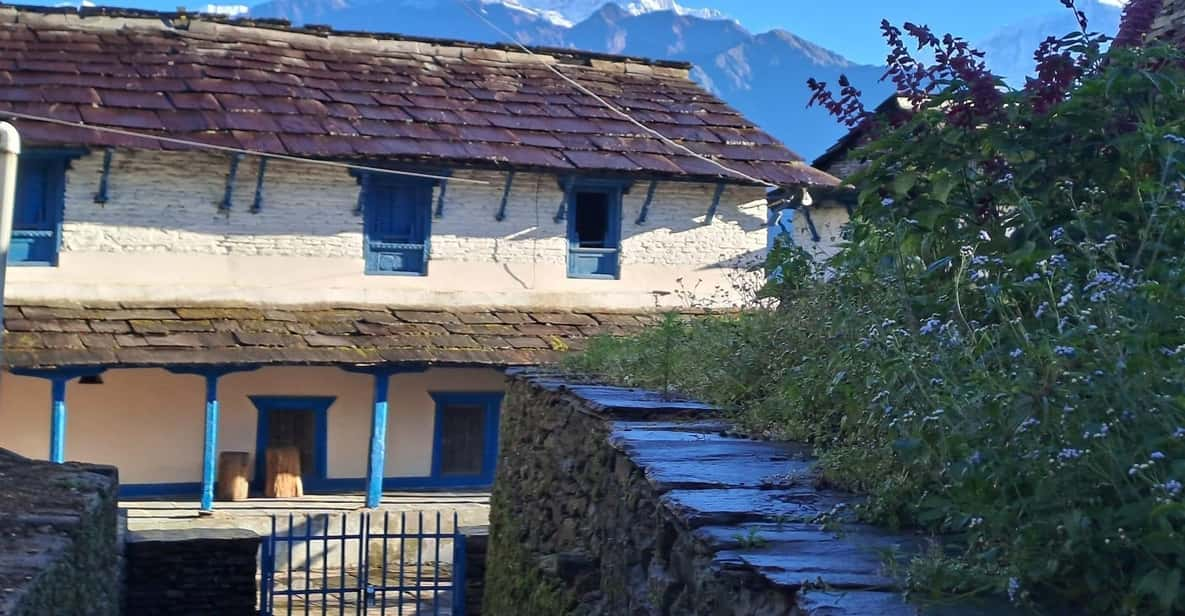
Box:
(571, 0, 1185, 612)
(801, 0, 1185, 610)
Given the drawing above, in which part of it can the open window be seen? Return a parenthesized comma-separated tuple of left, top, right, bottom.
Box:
(9, 152, 71, 266)
(362, 177, 433, 275)
(567, 184, 622, 279)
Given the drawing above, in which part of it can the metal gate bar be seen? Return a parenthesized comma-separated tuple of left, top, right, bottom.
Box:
(260, 511, 465, 616)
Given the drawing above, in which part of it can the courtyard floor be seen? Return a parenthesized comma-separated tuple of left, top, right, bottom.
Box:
(121, 491, 491, 532)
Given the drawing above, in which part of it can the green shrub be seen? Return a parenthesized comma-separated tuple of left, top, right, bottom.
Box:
(566, 25, 1185, 616)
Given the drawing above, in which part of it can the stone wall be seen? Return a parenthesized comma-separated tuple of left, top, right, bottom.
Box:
(8, 148, 768, 309)
(786, 204, 848, 262)
(59, 151, 765, 266)
(484, 372, 1017, 615)
(1151, 0, 1185, 46)
(123, 528, 260, 616)
(0, 449, 120, 616)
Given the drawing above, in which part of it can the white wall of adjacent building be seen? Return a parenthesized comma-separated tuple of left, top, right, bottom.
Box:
(4, 149, 770, 310)
(0, 366, 506, 485)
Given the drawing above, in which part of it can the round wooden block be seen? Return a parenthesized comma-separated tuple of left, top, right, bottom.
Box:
(265, 446, 304, 499)
(216, 451, 251, 501)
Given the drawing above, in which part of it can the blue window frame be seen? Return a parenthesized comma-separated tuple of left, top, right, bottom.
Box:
(429, 392, 503, 485)
(567, 181, 625, 279)
(250, 396, 334, 491)
(9, 151, 73, 266)
(362, 176, 433, 276)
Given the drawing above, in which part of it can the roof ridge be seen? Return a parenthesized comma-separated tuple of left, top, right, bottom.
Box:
(1, 3, 695, 70)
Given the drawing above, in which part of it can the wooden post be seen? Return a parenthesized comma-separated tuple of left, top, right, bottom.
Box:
(49, 378, 66, 463)
(200, 373, 219, 512)
(366, 373, 390, 508)
(216, 451, 251, 501)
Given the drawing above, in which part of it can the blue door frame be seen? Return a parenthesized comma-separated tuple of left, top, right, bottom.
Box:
(251, 396, 334, 492)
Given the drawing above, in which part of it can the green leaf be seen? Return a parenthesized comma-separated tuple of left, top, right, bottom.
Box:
(1159, 569, 1182, 609)
(932, 175, 956, 204)
(892, 172, 918, 196)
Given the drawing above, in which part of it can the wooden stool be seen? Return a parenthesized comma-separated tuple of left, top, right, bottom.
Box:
(265, 446, 304, 498)
(216, 451, 250, 501)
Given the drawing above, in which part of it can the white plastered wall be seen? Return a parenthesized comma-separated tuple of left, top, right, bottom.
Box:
(792, 204, 850, 262)
(4, 149, 770, 309)
(0, 366, 506, 485)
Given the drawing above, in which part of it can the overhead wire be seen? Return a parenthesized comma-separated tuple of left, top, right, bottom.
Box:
(0, 110, 487, 185)
(453, 0, 778, 189)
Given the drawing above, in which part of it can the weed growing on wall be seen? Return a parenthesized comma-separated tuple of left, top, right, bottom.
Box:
(567, 2, 1185, 613)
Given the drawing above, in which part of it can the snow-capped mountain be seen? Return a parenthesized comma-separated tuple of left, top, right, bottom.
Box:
(977, 1, 1123, 87)
(484, 0, 725, 27)
(202, 4, 250, 16)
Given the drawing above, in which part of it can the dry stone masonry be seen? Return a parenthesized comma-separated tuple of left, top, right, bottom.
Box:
(0, 449, 120, 616)
(123, 528, 260, 616)
(484, 371, 1020, 615)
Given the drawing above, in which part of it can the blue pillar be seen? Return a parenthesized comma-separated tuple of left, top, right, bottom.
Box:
(200, 374, 220, 512)
(366, 373, 390, 509)
(49, 378, 67, 463)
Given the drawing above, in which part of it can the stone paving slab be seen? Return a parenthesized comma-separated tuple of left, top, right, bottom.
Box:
(662, 487, 849, 528)
(612, 421, 815, 490)
(797, 590, 1023, 616)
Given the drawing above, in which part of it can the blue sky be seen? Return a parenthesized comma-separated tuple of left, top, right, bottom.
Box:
(707, 0, 1123, 65)
(24, 0, 1124, 66)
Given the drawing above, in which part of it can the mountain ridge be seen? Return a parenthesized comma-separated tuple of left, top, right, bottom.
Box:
(249, 0, 890, 159)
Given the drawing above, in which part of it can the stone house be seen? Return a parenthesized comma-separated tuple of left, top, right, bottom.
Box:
(772, 95, 914, 260)
(0, 6, 836, 510)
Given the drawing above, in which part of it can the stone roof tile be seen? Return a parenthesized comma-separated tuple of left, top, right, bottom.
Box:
(1, 303, 662, 370)
(0, 5, 839, 187)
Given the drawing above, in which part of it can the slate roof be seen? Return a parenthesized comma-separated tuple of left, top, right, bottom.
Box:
(0, 5, 838, 187)
(2, 303, 664, 370)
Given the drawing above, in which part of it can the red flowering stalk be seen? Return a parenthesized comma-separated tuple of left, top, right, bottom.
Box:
(808, 0, 1108, 132)
(881, 20, 932, 109)
(1026, 36, 1080, 114)
(1059, 0, 1089, 33)
(929, 31, 1003, 126)
(1114, 0, 1165, 48)
(808, 75, 869, 128)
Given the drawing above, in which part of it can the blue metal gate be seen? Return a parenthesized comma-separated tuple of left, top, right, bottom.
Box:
(259, 511, 468, 615)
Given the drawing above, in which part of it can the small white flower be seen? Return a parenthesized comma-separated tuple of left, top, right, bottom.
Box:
(1017, 417, 1040, 433)
(1058, 448, 1084, 461)
(1158, 480, 1183, 497)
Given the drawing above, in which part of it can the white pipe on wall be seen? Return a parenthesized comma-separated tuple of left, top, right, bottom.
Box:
(0, 122, 20, 358)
